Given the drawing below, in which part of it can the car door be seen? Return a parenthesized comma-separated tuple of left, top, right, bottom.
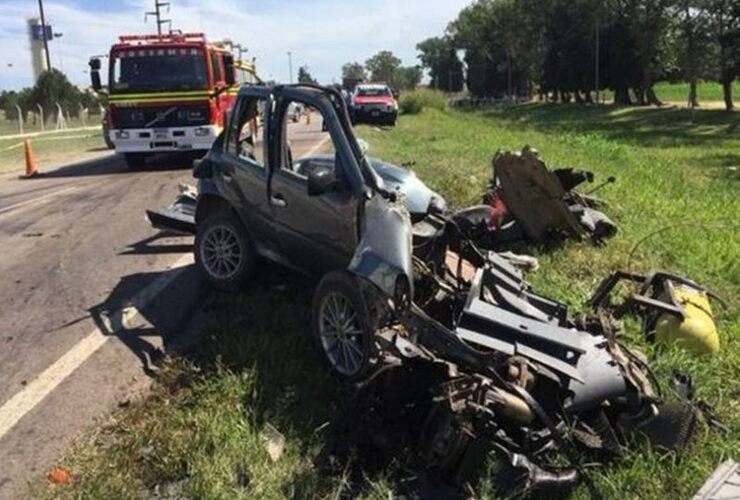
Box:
(218, 90, 282, 259)
(267, 89, 363, 275)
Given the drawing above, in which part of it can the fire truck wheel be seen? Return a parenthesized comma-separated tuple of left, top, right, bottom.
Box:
(123, 153, 149, 169)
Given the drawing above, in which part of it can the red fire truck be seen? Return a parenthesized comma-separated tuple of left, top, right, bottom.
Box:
(89, 32, 256, 168)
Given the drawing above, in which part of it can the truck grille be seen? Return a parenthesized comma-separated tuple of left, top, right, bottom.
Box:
(111, 104, 210, 129)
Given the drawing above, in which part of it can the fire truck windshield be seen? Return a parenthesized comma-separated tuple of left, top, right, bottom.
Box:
(110, 50, 208, 93)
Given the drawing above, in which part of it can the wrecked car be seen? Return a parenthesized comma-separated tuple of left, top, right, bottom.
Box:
(147, 83, 704, 494)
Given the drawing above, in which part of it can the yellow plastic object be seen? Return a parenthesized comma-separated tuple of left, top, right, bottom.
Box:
(655, 284, 720, 355)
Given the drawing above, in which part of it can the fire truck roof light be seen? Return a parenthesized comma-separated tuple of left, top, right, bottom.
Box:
(118, 33, 207, 44)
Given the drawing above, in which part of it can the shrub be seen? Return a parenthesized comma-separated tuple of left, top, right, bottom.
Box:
(399, 89, 447, 115)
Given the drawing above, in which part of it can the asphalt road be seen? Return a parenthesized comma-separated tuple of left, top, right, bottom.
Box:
(0, 117, 329, 499)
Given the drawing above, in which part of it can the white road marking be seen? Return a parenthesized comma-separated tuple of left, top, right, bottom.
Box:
(0, 142, 24, 153)
(0, 253, 194, 440)
(0, 185, 83, 216)
(303, 135, 331, 158)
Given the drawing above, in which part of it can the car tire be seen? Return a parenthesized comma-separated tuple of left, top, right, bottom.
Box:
(195, 209, 255, 291)
(123, 152, 148, 169)
(311, 271, 380, 382)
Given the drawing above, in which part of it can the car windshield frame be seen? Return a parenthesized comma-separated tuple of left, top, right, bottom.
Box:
(109, 48, 209, 93)
(356, 87, 391, 97)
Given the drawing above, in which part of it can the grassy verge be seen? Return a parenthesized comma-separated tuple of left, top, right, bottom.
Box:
(0, 116, 99, 137)
(38, 104, 739, 499)
(0, 131, 108, 174)
(653, 80, 740, 103)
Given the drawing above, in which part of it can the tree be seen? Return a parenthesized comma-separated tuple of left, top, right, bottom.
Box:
(448, 0, 537, 98)
(674, 0, 715, 108)
(297, 65, 317, 84)
(707, 0, 740, 109)
(365, 50, 402, 85)
(395, 66, 424, 90)
(1, 88, 34, 121)
(29, 69, 84, 120)
(417, 36, 464, 92)
(341, 61, 366, 81)
(432, 0, 734, 106)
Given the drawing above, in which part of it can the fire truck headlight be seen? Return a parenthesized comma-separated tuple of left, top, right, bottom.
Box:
(115, 130, 130, 140)
(194, 127, 210, 137)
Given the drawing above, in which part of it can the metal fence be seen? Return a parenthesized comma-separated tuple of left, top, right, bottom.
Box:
(0, 103, 104, 138)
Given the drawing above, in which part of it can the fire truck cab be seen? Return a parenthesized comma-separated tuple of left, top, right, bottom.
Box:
(90, 32, 256, 168)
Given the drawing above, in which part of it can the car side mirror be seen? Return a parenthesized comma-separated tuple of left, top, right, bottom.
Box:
(307, 169, 338, 196)
(89, 58, 102, 92)
(91, 72, 102, 92)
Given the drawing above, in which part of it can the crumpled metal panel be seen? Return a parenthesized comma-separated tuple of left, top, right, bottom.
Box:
(349, 194, 414, 301)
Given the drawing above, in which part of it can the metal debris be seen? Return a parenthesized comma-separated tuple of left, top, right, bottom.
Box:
(693, 460, 740, 500)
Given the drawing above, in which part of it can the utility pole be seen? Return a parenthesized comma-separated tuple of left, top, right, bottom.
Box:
(595, 17, 600, 104)
(287, 51, 293, 84)
(506, 49, 513, 101)
(37, 0, 51, 72)
(145, 0, 171, 36)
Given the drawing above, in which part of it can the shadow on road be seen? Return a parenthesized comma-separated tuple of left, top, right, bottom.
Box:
(42, 152, 199, 179)
(88, 263, 205, 376)
(119, 232, 193, 256)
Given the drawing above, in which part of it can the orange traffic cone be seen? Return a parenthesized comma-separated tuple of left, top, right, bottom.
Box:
(19, 138, 41, 179)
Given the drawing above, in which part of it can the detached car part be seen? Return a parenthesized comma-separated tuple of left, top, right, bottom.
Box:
(468, 146, 618, 247)
(145, 183, 197, 235)
(589, 271, 721, 355)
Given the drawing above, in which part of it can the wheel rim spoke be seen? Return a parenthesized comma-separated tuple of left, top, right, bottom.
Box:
(319, 291, 365, 376)
(201, 224, 242, 280)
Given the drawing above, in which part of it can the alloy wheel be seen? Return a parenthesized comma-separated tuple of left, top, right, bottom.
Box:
(318, 292, 366, 376)
(200, 224, 242, 280)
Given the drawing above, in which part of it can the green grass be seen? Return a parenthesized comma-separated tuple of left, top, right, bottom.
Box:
(653, 80, 740, 103)
(0, 131, 108, 174)
(399, 88, 448, 115)
(37, 104, 739, 499)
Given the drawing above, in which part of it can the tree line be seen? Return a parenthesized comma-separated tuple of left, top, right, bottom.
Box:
(0, 69, 103, 123)
(341, 51, 423, 90)
(416, 0, 739, 110)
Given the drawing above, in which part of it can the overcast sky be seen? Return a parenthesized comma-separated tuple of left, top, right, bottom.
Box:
(0, 0, 470, 90)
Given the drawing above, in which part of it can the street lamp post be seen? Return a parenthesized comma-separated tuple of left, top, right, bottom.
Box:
(287, 51, 293, 84)
(37, 0, 52, 72)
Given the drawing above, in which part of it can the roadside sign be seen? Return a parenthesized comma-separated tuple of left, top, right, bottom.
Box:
(31, 25, 53, 41)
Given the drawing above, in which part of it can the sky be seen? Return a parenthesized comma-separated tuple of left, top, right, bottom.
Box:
(0, 0, 471, 91)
